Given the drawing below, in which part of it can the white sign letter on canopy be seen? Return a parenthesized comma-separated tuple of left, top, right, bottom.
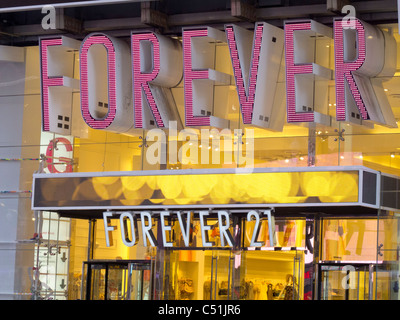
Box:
(199, 211, 215, 247)
(218, 211, 234, 247)
(177, 211, 192, 247)
(263, 209, 276, 247)
(160, 211, 173, 247)
(119, 211, 139, 247)
(247, 210, 264, 247)
(103, 211, 116, 247)
(140, 211, 158, 247)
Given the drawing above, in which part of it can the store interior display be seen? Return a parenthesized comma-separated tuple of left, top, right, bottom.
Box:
(166, 249, 304, 300)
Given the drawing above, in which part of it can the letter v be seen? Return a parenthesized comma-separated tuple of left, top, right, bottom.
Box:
(177, 211, 191, 247)
(225, 23, 285, 130)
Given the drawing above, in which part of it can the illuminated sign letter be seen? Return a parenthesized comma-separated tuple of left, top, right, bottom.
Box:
(119, 212, 139, 247)
(182, 27, 231, 128)
(225, 23, 285, 130)
(218, 211, 234, 247)
(334, 18, 397, 127)
(103, 211, 116, 247)
(247, 210, 264, 247)
(160, 211, 173, 247)
(177, 211, 192, 247)
(140, 211, 158, 247)
(80, 33, 132, 132)
(45, 137, 73, 173)
(284, 20, 332, 125)
(40, 36, 80, 134)
(199, 211, 215, 247)
(131, 32, 183, 129)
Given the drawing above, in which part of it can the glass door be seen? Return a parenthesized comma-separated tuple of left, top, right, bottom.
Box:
(319, 264, 371, 300)
(374, 263, 398, 300)
(88, 264, 106, 300)
(82, 260, 152, 300)
(205, 250, 235, 300)
(106, 264, 129, 300)
(128, 262, 152, 300)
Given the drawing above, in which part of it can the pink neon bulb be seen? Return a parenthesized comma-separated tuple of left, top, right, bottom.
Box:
(183, 28, 211, 127)
(334, 19, 368, 121)
(80, 34, 117, 129)
(131, 33, 164, 128)
(225, 24, 264, 124)
(40, 37, 64, 132)
(284, 22, 315, 123)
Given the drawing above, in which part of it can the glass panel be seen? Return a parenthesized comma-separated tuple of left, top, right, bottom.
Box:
(106, 265, 129, 300)
(90, 265, 106, 300)
(163, 249, 234, 300)
(375, 264, 398, 300)
(293, 252, 304, 300)
(33, 211, 71, 300)
(240, 250, 304, 300)
(129, 268, 144, 300)
(322, 219, 379, 262)
(377, 216, 399, 262)
(175, 250, 201, 300)
(205, 250, 233, 300)
(244, 218, 306, 249)
(80, 264, 87, 300)
(68, 219, 90, 299)
(320, 265, 370, 300)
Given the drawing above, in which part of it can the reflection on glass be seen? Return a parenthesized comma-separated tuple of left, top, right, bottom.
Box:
(90, 265, 106, 300)
(322, 218, 398, 262)
(244, 219, 306, 248)
(107, 265, 128, 300)
(320, 265, 369, 300)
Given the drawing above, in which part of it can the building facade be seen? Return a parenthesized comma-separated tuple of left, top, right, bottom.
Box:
(0, 0, 400, 300)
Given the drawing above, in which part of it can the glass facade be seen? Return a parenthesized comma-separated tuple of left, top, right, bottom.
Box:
(0, 2, 400, 301)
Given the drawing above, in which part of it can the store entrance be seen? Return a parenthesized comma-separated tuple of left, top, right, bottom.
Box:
(163, 248, 305, 300)
(204, 250, 234, 300)
(81, 260, 153, 300)
(319, 264, 372, 300)
(163, 249, 235, 300)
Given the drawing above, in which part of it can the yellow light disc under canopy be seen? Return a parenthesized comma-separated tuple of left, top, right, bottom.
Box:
(72, 179, 106, 200)
(300, 171, 332, 198)
(92, 177, 123, 199)
(243, 174, 268, 199)
(145, 175, 158, 190)
(174, 195, 197, 205)
(210, 178, 232, 204)
(92, 176, 119, 185)
(156, 175, 183, 199)
(122, 181, 154, 203)
(319, 172, 358, 202)
(261, 172, 300, 202)
(226, 174, 249, 202)
(181, 174, 217, 199)
(120, 176, 147, 191)
(148, 198, 165, 204)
